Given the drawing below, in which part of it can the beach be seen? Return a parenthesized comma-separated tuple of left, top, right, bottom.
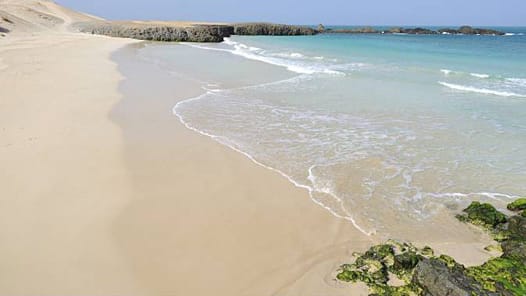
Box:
(0, 1, 518, 295)
(0, 3, 374, 295)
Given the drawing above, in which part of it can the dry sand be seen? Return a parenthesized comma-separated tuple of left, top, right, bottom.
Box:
(0, 1, 495, 295)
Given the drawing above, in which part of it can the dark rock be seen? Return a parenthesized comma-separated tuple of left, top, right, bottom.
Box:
(506, 215, 526, 240)
(502, 240, 526, 263)
(413, 258, 498, 296)
(330, 26, 379, 34)
(232, 23, 317, 36)
(402, 27, 438, 35)
(438, 28, 460, 35)
(393, 251, 421, 272)
(458, 25, 505, 35)
(456, 201, 507, 228)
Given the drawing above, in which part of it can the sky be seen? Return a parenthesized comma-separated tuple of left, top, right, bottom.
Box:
(57, 0, 526, 26)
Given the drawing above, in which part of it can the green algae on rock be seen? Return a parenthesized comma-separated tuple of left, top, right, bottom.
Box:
(466, 257, 526, 295)
(507, 198, 526, 212)
(456, 201, 507, 228)
(337, 199, 526, 295)
(336, 241, 430, 295)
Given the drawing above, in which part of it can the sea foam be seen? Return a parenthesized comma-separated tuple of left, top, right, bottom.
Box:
(439, 81, 526, 98)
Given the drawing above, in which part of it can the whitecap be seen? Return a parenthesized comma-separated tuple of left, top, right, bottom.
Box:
(440, 69, 453, 76)
(470, 73, 490, 79)
(438, 81, 526, 98)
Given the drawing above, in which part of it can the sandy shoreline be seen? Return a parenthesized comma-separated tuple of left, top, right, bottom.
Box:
(109, 42, 375, 296)
(0, 1, 498, 294)
(0, 32, 496, 296)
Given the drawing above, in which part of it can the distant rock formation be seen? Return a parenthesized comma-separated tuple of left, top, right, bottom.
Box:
(233, 23, 317, 36)
(326, 26, 379, 34)
(75, 21, 234, 42)
(322, 26, 505, 36)
(76, 21, 316, 42)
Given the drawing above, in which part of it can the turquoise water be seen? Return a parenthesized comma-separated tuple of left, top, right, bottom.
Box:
(167, 29, 526, 234)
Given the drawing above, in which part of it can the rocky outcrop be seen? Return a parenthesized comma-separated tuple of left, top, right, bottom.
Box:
(76, 21, 316, 42)
(501, 215, 526, 263)
(232, 23, 316, 36)
(402, 27, 437, 35)
(75, 21, 234, 42)
(458, 26, 505, 35)
(413, 258, 498, 296)
(323, 26, 505, 36)
(326, 26, 379, 34)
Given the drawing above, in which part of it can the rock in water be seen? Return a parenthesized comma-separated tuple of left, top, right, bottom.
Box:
(413, 258, 498, 296)
(232, 23, 317, 36)
(507, 198, 526, 212)
(456, 201, 507, 228)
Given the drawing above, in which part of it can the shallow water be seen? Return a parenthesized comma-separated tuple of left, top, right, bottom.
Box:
(142, 28, 526, 235)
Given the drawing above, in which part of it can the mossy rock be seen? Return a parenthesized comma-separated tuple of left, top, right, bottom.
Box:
(458, 201, 507, 228)
(467, 257, 526, 295)
(507, 198, 526, 212)
(437, 254, 457, 268)
(506, 215, 526, 241)
(364, 244, 395, 261)
(420, 246, 434, 257)
(392, 251, 421, 273)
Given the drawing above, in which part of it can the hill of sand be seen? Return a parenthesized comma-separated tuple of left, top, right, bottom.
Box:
(0, 0, 99, 36)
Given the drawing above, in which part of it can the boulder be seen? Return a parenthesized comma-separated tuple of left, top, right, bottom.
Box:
(456, 201, 507, 228)
(507, 198, 526, 212)
(501, 240, 526, 263)
(413, 258, 498, 296)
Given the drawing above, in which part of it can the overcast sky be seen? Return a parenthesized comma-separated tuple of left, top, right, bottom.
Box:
(57, 0, 525, 26)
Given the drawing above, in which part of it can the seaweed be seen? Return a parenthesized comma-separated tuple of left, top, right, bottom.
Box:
(336, 199, 526, 295)
(467, 257, 526, 295)
(507, 198, 526, 212)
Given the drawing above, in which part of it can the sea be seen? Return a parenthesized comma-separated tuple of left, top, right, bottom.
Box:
(138, 27, 526, 235)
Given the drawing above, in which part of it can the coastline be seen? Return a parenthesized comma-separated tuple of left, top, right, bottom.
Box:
(0, 31, 497, 294)
(0, 1, 512, 294)
(109, 43, 374, 296)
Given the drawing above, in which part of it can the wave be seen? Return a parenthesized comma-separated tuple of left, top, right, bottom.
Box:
(441, 69, 491, 79)
(506, 78, 526, 87)
(173, 88, 375, 236)
(185, 38, 345, 75)
(438, 81, 526, 97)
(440, 69, 452, 76)
(470, 73, 490, 79)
